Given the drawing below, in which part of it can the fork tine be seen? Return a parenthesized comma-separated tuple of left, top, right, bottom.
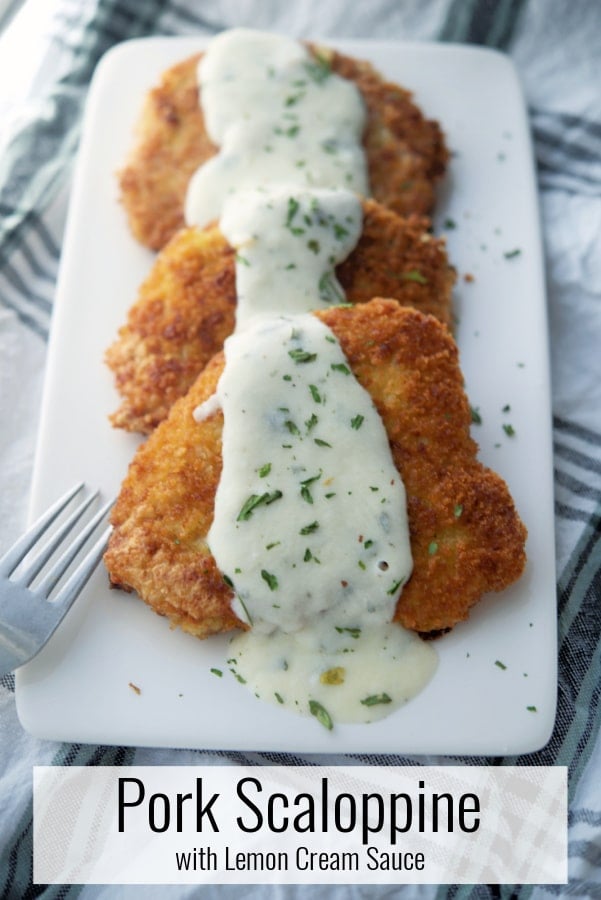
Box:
(34, 498, 114, 599)
(0, 483, 83, 578)
(49, 524, 112, 611)
(12, 491, 99, 589)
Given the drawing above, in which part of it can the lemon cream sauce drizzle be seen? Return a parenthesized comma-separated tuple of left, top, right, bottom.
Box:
(201, 312, 437, 724)
(203, 312, 413, 636)
(188, 27, 438, 725)
(219, 187, 362, 332)
(185, 28, 368, 229)
(193, 187, 438, 723)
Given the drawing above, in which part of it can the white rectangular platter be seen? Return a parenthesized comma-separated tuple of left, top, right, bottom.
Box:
(17, 37, 556, 755)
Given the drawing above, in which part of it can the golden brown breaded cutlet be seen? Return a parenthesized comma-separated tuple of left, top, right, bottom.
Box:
(106, 200, 455, 434)
(105, 299, 527, 638)
(119, 46, 448, 251)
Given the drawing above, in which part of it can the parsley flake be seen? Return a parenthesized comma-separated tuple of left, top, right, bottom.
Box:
(261, 570, 278, 591)
(402, 269, 428, 284)
(300, 521, 319, 534)
(309, 384, 322, 403)
(331, 362, 351, 375)
(289, 348, 317, 364)
(237, 490, 283, 521)
(361, 693, 392, 707)
(309, 699, 333, 730)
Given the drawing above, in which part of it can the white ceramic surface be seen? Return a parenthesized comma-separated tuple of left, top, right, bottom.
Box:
(16, 37, 556, 755)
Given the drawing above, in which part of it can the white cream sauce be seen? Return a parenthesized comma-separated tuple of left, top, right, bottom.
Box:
(219, 187, 362, 332)
(203, 313, 413, 635)
(188, 27, 437, 727)
(229, 624, 437, 725)
(196, 306, 437, 725)
(185, 28, 368, 229)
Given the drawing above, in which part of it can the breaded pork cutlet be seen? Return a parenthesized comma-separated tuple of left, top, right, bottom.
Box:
(105, 299, 527, 638)
(119, 47, 448, 251)
(106, 200, 455, 434)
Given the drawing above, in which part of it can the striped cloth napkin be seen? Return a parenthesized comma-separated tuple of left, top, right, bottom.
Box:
(0, 0, 600, 897)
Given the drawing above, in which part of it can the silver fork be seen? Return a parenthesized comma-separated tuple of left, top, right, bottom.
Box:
(0, 484, 112, 676)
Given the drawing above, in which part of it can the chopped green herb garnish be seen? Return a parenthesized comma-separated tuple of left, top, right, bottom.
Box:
(321, 138, 338, 155)
(503, 423, 516, 437)
(325, 335, 336, 343)
(364, 539, 374, 549)
(261, 570, 278, 591)
(300, 472, 322, 486)
(358, 560, 366, 570)
(223, 574, 234, 588)
(237, 490, 283, 521)
(471, 406, 482, 425)
(504, 248, 522, 259)
(502, 404, 511, 413)
(236, 596, 253, 626)
(275, 692, 284, 704)
(210, 668, 223, 677)
(387, 579, 404, 595)
(331, 362, 351, 375)
(304, 53, 332, 84)
(236, 253, 250, 266)
(285, 91, 305, 107)
(276, 124, 300, 138)
(305, 412, 318, 432)
(360, 693, 392, 707)
(454, 504, 463, 518)
(428, 541, 439, 555)
(314, 438, 332, 447)
(309, 699, 333, 730)
(309, 384, 322, 403)
(285, 419, 301, 436)
(300, 521, 319, 535)
(350, 414, 364, 430)
(402, 269, 428, 284)
(527, 705, 537, 712)
(335, 626, 361, 638)
(307, 239, 320, 254)
(301, 485, 314, 504)
(444, 218, 457, 229)
(266, 541, 280, 550)
(303, 548, 320, 563)
(283, 374, 292, 381)
(333, 223, 349, 240)
(495, 660, 507, 670)
(318, 272, 344, 304)
(258, 462, 272, 478)
(289, 348, 317, 363)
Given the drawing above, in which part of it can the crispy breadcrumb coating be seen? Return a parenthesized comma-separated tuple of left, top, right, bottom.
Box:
(119, 46, 448, 250)
(106, 199, 455, 434)
(105, 300, 526, 638)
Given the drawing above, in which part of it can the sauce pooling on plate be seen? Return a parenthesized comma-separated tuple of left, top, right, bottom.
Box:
(194, 185, 438, 726)
(185, 28, 368, 229)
